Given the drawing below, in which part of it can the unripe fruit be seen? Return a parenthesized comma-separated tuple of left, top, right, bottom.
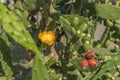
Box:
(115, 19, 120, 25)
(81, 59, 89, 69)
(81, 33, 86, 37)
(77, 30, 81, 34)
(106, 19, 113, 27)
(114, 45, 119, 52)
(88, 59, 98, 67)
(115, 39, 120, 43)
(105, 40, 110, 48)
(85, 49, 94, 59)
(83, 41, 90, 51)
(74, 17, 79, 25)
(87, 34, 91, 38)
(106, 72, 113, 79)
(80, 24, 88, 32)
(38, 31, 55, 46)
(82, 34, 91, 42)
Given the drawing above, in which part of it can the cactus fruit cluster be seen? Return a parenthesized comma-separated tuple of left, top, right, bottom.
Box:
(81, 49, 98, 69)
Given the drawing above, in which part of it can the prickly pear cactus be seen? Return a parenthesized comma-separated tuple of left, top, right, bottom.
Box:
(0, 3, 38, 53)
(0, 3, 49, 80)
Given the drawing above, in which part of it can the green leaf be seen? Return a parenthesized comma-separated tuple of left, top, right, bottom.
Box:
(69, 58, 82, 71)
(85, 4, 120, 20)
(0, 38, 12, 68)
(96, 4, 120, 20)
(1, 33, 11, 46)
(1, 60, 13, 80)
(32, 55, 49, 80)
(0, 52, 13, 80)
(64, 15, 88, 29)
(23, 0, 41, 11)
(15, 9, 31, 28)
(92, 48, 115, 55)
(0, 3, 49, 80)
(23, 0, 36, 10)
(0, 2, 38, 54)
(59, 16, 76, 40)
(61, 59, 83, 80)
(67, 69, 82, 80)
